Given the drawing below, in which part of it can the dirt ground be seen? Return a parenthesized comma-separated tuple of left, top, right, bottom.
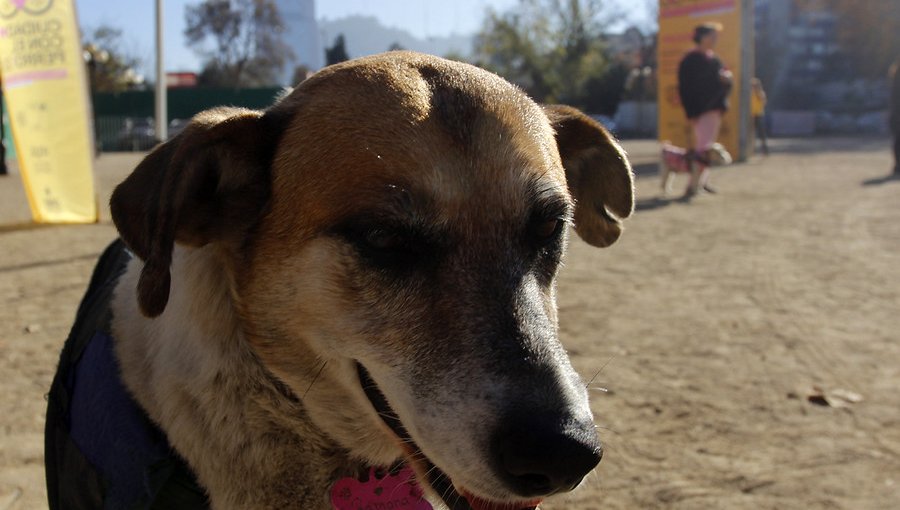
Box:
(1, 138, 898, 509)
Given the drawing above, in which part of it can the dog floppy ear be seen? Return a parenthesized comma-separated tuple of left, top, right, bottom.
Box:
(543, 105, 634, 247)
(110, 107, 281, 318)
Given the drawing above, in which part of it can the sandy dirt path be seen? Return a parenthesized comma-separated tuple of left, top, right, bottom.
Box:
(1, 139, 898, 509)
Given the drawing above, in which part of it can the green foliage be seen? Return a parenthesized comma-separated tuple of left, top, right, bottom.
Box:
(472, 0, 627, 113)
(83, 26, 145, 93)
(582, 62, 630, 115)
(291, 64, 313, 85)
(325, 34, 350, 66)
(185, 0, 293, 87)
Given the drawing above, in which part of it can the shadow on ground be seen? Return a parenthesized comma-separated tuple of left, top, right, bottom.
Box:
(632, 162, 659, 178)
(862, 173, 900, 187)
(770, 136, 890, 155)
(635, 196, 675, 212)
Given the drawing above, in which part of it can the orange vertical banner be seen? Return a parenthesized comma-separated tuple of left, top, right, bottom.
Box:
(657, 0, 753, 161)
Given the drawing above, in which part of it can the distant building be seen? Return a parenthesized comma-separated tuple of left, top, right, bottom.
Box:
(755, 0, 840, 108)
(274, 0, 323, 85)
(755, 0, 889, 134)
(166, 72, 198, 88)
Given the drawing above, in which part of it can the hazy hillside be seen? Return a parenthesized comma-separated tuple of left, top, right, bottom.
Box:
(319, 15, 473, 60)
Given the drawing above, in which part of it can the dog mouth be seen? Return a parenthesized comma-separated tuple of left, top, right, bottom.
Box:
(356, 363, 543, 510)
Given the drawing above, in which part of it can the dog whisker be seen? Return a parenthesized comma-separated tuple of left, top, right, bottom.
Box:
(584, 355, 616, 388)
(595, 424, 621, 435)
(437, 474, 458, 509)
(376, 411, 403, 422)
(584, 468, 602, 491)
(302, 360, 328, 399)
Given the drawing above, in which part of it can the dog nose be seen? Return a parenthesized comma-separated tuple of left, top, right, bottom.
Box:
(494, 419, 602, 497)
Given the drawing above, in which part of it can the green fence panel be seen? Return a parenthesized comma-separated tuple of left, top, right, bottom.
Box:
(91, 87, 285, 152)
(92, 87, 284, 120)
(2, 98, 14, 162)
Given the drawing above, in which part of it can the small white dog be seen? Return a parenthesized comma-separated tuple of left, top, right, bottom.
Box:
(660, 141, 732, 195)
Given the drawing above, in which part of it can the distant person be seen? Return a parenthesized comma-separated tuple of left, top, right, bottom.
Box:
(891, 57, 900, 176)
(751, 77, 769, 155)
(678, 22, 732, 198)
(0, 80, 6, 176)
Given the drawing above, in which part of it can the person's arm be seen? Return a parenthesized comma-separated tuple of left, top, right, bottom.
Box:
(709, 57, 732, 108)
(720, 68, 733, 84)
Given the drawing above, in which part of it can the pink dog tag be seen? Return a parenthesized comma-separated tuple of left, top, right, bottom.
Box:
(331, 466, 433, 510)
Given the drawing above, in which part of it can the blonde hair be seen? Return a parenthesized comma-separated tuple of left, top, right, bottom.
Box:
(693, 22, 724, 44)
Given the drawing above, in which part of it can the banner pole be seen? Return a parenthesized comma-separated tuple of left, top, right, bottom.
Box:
(739, 0, 755, 161)
(155, 0, 167, 142)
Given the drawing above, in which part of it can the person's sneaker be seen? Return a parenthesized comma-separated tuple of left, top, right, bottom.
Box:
(703, 184, 717, 194)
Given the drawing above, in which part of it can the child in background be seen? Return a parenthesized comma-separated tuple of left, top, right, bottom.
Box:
(751, 78, 769, 155)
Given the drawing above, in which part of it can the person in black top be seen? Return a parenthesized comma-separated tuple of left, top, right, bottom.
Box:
(890, 57, 900, 176)
(677, 22, 732, 197)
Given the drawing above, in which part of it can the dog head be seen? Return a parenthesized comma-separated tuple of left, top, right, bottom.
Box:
(111, 52, 633, 508)
(705, 143, 733, 166)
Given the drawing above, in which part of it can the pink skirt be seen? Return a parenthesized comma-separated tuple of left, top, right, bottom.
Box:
(692, 110, 723, 152)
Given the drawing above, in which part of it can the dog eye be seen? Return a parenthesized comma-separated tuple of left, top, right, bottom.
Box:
(355, 226, 427, 268)
(534, 219, 560, 239)
(364, 228, 404, 251)
(339, 220, 434, 271)
(531, 218, 563, 243)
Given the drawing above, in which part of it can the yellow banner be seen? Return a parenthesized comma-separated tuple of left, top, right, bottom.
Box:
(657, 0, 750, 160)
(0, 0, 96, 223)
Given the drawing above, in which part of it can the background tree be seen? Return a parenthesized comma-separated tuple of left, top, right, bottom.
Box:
(325, 34, 350, 66)
(290, 64, 313, 85)
(185, 0, 293, 88)
(82, 26, 145, 92)
(472, 0, 627, 114)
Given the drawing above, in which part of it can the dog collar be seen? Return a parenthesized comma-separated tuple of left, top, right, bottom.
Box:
(331, 465, 432, 510)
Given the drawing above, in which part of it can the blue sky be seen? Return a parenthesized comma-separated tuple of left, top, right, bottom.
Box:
(75, 0, 652, 76)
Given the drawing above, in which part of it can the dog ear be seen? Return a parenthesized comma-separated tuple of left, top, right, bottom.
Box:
(110, 107, 281, 318)
(543, 105, 634, 247)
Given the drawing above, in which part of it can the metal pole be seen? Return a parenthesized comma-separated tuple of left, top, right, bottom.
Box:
(738, 0, 755, 161)
(155, 0, 168, 142)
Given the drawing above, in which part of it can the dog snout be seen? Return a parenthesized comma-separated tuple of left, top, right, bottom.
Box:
(492, 416, 602, 497)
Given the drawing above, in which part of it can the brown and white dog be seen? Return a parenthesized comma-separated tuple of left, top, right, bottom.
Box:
(49, 52, 634, 510)
(660, 141, 732, 195)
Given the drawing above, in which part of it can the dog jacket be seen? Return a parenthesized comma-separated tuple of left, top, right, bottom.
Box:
(662, 144, 705, 173)
(45, 240, 210, 510)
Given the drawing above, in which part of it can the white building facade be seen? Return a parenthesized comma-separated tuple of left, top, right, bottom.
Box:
(274, 0, 323, 85)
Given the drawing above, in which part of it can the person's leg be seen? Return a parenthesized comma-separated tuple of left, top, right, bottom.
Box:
(756, 115, 769, 155)
(893, 136, 899, 175)
(893, 129, 900, 174)
(688, 111, 721, 194)
(692, 111, 720, 152)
